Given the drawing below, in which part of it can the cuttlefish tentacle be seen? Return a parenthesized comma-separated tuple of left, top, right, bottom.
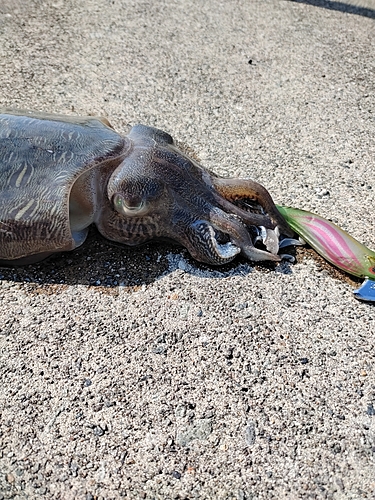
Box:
(208, 208, 281, 262)
(165, 209, 240, 265)
(184, 219, 242, 265)
(161, 178, 283, 263)
(167, 207, 279, 265)
(209, 176, 294, 238)
(210, 190, 276, 229)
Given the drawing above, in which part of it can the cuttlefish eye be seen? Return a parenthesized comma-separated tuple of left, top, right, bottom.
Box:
(113, 193, 149, 217)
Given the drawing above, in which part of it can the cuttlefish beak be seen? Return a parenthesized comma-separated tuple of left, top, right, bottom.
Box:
(277, 205, 375, 303)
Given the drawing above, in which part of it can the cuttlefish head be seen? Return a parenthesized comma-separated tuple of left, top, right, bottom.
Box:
(103, 124, 294, 265)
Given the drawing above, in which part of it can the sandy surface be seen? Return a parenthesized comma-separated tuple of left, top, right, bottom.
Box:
(0, 1, 375, 499)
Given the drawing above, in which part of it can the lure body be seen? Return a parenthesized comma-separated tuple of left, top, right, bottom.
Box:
(277, 205, 375, 302)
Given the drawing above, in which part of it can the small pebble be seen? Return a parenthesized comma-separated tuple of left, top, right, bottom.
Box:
(245, 422, 256, 446)
(152, 344, 167, 354)
(93, 426, 105, 436)
(6, 473, 15, 483)
(99, 421, 108, 431)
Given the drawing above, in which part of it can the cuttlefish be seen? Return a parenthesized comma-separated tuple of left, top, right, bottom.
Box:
(0, 109, 294, 265)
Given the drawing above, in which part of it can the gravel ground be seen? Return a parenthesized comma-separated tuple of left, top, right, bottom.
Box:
(0, 1, 375, 499)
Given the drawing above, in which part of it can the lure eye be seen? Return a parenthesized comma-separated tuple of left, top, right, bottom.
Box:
(113, 193, 149, 217)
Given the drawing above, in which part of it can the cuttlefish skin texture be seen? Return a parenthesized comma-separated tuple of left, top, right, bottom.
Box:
(0, 109, 292, 266)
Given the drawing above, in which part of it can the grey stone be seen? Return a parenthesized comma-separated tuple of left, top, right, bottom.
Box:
(93, 426, 105, 437)
(176, 419, 213, 446)
(245, 422, 256, 446)
(152, 344, 168, 355)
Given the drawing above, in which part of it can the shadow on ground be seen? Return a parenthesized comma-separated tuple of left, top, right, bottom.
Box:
(290, 0, 375, 19)
(0, 227, 298, 290)
(0, 225, 359, 294)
